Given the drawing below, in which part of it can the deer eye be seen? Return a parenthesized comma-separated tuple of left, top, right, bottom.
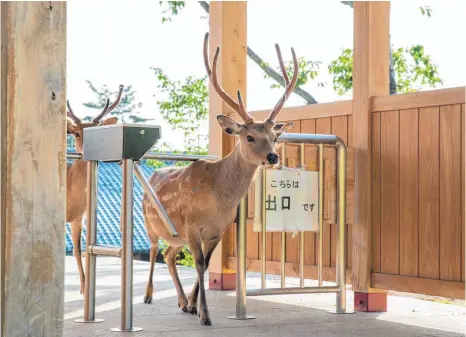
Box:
(246, 135, 255, 143)
(74, 132, 80, 137)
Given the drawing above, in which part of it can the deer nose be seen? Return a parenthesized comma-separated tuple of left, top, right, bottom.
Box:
(267, 153, 279, 164)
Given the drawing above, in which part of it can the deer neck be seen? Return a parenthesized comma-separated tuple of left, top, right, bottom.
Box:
(212, 143, 259, 205)
(69, 159, 88, 182)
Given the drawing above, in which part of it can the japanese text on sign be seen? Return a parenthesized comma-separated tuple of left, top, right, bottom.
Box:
(254, 168, 319, 232)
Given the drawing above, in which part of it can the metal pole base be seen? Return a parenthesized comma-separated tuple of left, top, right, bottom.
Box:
(110, 327, 143, 332)
(74, 318, 105, 323)
(327, 309, 355, 314)
(227, 315, 256, 320)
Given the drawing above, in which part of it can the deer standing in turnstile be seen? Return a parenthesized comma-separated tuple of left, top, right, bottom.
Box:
(142, 33, 298, 326)
(66, 86, 123, 294)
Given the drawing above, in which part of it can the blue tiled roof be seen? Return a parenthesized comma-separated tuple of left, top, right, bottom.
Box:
(66, 149, 169, 255)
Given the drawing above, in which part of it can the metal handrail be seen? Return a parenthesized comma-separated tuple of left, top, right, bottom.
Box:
(67, 151, 218, 162)
(231, 132, 348, 320)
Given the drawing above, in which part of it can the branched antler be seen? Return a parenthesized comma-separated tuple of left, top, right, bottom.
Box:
(267, 44, 299, 123)
(92, 85, 124, 124)
(203, 33, 254, 124)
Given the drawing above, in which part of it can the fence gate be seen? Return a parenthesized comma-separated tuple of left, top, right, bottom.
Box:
(229, 133, 353, 320)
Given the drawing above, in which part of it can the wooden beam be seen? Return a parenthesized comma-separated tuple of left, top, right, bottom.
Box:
(372, 86, 466, 112)
(208, 1, 247, 290)
(351, 1, 390, 301)
(0, 2, 66, 335)
(251, 100, 353, 122)
(371, 273, 465, 300)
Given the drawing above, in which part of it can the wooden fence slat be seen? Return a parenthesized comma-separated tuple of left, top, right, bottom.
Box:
(371, 113, 382, 272)
(380, 110, 400, 275)
(399, 108, 419, 277)
(347, 115, 353, 270)
(462, 104, 465, 283)
(419, 106, 440, 279)
(316, 118, 332, 267)
(439, 104, 462, 281)
(301, 119, 316, 266)
(285, 121, 301, 264)
(330, 116, 348, 268)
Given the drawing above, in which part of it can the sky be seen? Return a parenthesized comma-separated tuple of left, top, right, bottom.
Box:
(67, 0, 466, 149)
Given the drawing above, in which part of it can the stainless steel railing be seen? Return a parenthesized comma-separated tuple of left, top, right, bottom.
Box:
(230, 133, 349, 320)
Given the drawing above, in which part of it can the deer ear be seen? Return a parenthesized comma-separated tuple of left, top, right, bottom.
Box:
(101, 116, 118, 125)
(274, 121, 294, 134)
(67, 118, 77, 134)
(217, 115, 243, 135)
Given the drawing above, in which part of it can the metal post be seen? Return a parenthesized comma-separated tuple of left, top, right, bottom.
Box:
(75, 160, 104, 324)
(318, 144, 324, 287)
(134, 163, 178, 237)
(111, 159, 143, 332)
(335, 144, 347, 313)
(280, 144, 286, 288)
(261, 168, 267, 289)
(228, 197, 254, 320)
(300, 143, 305, 288)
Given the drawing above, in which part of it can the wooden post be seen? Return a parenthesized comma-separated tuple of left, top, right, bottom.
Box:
(352, 1, 390, 312)
(0, 2, 67, 335)
(208, 1, 247, 290)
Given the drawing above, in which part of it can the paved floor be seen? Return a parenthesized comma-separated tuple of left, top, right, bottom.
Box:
(64, 257, 465, 337)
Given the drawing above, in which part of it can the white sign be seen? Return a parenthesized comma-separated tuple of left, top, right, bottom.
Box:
(254, 168, 319, 232)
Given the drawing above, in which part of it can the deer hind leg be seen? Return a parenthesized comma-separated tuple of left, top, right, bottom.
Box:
(187, 237, 220, 315)
(144, 239, 159, 304)
(70, 219, 85, 294)
(165, 245, 189, 312)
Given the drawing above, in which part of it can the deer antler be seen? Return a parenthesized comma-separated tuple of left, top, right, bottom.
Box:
(203, 33, 254, 125)
(92, 85, 124, 124)
(67, 100, 81, 125)
(266, 44, 299, 123)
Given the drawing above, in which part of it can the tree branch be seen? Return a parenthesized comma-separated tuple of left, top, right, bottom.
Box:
(198, 1, 318, 104)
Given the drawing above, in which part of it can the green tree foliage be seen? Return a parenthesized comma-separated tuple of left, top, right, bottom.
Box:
(151, 68, 209, 155)
(262, 58, 324, 89)
(328, 45, 442, 96)
(159, 1, 186, 23)
(419, 6, 432, 17)
(82, 80, 149, 123)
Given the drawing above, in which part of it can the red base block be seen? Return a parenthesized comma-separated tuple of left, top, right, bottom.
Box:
(354, 292, 387, 312)
(209, 272, 236, 290)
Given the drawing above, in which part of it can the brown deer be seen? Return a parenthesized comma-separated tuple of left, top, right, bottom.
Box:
(66, 86, 124, 294)
(141, 33, 298, 326)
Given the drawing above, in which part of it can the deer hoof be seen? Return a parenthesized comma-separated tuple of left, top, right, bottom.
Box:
(178, 302, 188, 313)
(187, 306, 197, 315)
(200, 317, 212, 326)
(144, 295, 152, 304)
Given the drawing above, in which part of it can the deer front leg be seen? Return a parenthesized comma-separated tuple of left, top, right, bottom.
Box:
(189, 236, 211, 326)
(164, 245, 188, 312)
(187, 237, 220, 315)
(70, 220, 85, 294)
(144, 241, 159, 304)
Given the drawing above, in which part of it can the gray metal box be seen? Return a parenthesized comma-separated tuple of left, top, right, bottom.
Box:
(82, 123, 162, 162)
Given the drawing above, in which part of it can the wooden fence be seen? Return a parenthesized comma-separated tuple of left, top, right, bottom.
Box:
(225, 86, 465, 299)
